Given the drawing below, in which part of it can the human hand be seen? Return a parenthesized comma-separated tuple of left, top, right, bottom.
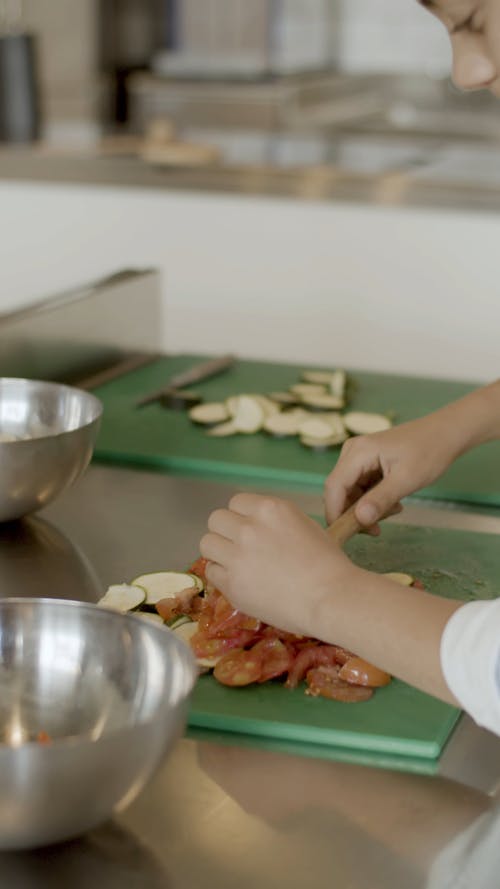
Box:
(325, 412, 463, 528)
(199, 493, 356, 637)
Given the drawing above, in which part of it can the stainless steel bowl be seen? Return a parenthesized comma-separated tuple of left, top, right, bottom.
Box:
(0, 378, 102, 522)
(0, 598, 197, 850)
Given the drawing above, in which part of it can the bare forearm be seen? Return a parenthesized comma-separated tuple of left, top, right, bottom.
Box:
(314, 569, 463, 705)
(434, 379, 500, 457)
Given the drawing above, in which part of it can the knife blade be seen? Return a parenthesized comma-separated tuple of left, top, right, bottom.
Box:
(136, 353, 237, 408)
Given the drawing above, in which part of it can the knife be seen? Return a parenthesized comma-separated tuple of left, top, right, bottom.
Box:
(136, 353, 237, 408)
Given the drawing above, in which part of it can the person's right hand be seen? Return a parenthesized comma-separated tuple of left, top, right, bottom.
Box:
(325, 412, 462, 528)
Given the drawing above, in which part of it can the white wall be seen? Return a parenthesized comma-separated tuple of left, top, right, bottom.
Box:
(337, 0, 451, 75)
(0, 180, 498, 383)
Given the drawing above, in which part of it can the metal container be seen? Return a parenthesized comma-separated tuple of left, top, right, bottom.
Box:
(0, 32, 40, 142)
(0, 378, 102, 522)
(0, 598, 197, 850)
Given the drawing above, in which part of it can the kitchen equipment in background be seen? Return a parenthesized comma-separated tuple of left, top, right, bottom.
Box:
(126, 70, 386, 141)
(0, 1, 40, 142)
(100, 0, 165, 124)
(0, 598, 196, 849)
(0, 378, 102, 522)
(139, 115, 222, 166)
(153, 0, 339, 79)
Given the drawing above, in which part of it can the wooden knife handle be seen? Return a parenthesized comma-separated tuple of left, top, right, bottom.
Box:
(326, 503, 364, 547)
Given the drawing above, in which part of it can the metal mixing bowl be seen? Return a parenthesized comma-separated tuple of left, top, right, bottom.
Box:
(0, 378, 102, 522)
(0, 598, 197, 850)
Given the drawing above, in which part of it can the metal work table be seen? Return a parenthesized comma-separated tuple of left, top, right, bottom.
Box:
(0, 463, 499, 888)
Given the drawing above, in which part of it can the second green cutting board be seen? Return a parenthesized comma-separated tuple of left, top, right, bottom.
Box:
(92, 354, 500, 506)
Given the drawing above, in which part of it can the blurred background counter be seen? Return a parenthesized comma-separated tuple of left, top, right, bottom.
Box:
(2, 0, 500, 383)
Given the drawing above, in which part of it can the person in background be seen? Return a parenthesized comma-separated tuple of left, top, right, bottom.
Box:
(199, 0, 500, 738)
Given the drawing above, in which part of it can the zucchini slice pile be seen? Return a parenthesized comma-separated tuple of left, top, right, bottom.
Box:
(186, 368, 393, 450)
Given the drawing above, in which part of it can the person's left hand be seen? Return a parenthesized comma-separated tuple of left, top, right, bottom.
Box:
(199, 493, 356, 637)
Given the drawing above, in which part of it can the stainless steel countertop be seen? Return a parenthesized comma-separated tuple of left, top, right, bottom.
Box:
(0, 463, 499, 887)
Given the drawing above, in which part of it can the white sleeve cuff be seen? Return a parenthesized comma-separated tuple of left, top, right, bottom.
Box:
(440, 599, 500, 737)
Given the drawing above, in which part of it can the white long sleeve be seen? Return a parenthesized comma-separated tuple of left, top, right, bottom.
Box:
(440, 599, 500, 737)
(427, 805, 500, 889)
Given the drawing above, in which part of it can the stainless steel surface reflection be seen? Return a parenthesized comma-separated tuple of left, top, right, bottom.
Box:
(0, 822, 171, 889)
(0, 378, 102, 521)
(0, 515, 102, 603)
(0, 598, 197, 850)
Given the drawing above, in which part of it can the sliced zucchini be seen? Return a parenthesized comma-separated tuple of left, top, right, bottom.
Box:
(290, 383, 328, 398)
(301, 370, 335, 385)
(343, 412, 392, 435)
(224, 395, 241, 416)
(139, 612, 166, 625)
(330, 370, 347, 401)
(131, 571, 199, 605)
(167, 614, 194, 630)
(189, 402, 229, 426)
(97, 583, 146, 613)
(263, 409, 308, 438)
(268, 391, 299, 407)
(322, 412, 347, 434)
(300, 435, 340, 450)
(172, 619, 198, 645)
(315, 413, 348, 445)
(231, 395, 265, 434)
(187, 572, 205, 593)
(298, 416, 338, 440)
(206, 420, 239, 437)
(225, 394, 277, 421)
(254, 395, 280, 418)
(300, 392, 344, 411)
(383, 572, 414, 586)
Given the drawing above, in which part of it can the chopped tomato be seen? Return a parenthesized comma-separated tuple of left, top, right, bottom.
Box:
(208, 593, 239, 635)
(190, 629, 256, 659)
(262, 626, 304, 645)
(339, 657, 391, 688)
(249, 638, 294, 682)
(195, 587, 218, 630)
(190, 595, 205, 616)
(285, 645, 348, 689)
(189, 557, 209, 581)
(328, 646, 353, 665)
(412, 579, 425, 590)
(209, 610, 261, 637)
(155, 598, 179, 622)
(37, 730, 52, 745)
(305, 666, 374, 702)
(214, 648, 263, 686)
(197, 590, 261, 637)
(155, 587, 199, 621)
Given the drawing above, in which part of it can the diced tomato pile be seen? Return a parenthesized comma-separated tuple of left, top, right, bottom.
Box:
(154, 557, 396, 703)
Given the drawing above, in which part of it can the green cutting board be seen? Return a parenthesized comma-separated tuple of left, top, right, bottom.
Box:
(92, 354, 500, 506)
(187, 522, 500, 771)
